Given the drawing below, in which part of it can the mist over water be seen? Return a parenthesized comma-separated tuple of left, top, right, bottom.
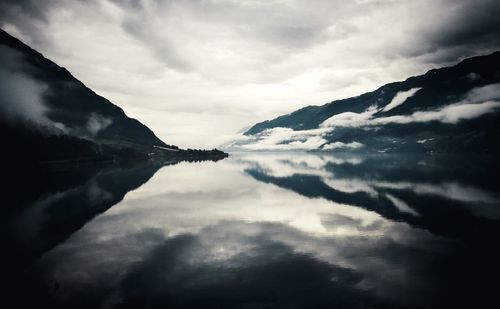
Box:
(4, 154, 500, 308)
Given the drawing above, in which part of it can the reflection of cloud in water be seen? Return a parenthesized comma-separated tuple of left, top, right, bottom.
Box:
(111, 224, 392, 308)
(22, 155, 500, 308)
(385, 193, 420, 216)
(9, 179, 112, 246)
(373, 181, 499, 219)
(3, 162, 164, 272)
(240, 153, 500, 220)
(375, 181, 498, 204)
(27, 158, 451, 308)
(86, 180, 113, 206)
(236, 152, 362, 178)
(323, 178, 379, 197)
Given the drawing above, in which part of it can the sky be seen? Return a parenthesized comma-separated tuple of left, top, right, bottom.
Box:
(1, 0, 499, 148)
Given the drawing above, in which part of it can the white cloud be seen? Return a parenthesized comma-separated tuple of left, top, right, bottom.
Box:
(0, 67, 48, 126)
(2, 0, 498, 147)
(86, 113, 113, 137)
(320, 84, 500, 129)
(382, 87, 422, 112)
(233, 82, 500, 151)
(0, 45, 51, 126)
(465, 83, 500, 102)
(321, 106, 378, 128)
(0, 45, 119, 138)
(239, 127, 330, 151)
(373, 100, 500, 125)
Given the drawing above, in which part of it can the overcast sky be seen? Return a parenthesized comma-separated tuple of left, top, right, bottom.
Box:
(1, 0, 499, 148)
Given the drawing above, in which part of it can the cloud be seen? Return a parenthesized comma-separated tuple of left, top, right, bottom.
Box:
(1, 0, 500, 147)
(382, 87, 422, 112)
(0, 0, 61, 48)
(233, 81, 500, 151)
(0, 45, 118, 138)
(86, 113, 113, 137)
(321, 105, 378, 128)
(373, 101, 500, 125)
(243, 100, 500, 151)
(0, 0, 55, 21)
(0, 67, 48, 125)
(0, 46, 50, 126)
(112, 0, 358, 72)
(465, 83, 500, 102)
(425, 0, 500, 59)
(320, 84, 500, 128)
(239, 127, 330, 151)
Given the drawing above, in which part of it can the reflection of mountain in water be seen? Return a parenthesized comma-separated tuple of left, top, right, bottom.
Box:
(4, 154, 500, 308)
(1, 160, 176, 278)
(241, 153, 500, 307)
(243, 153, 500, 241)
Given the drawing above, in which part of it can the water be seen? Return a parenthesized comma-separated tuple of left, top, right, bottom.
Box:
(3, 153, 500, 308)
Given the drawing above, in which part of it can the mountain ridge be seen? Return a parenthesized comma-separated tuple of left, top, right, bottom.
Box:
(246, 51, 500, 135)
(0, 28, 168, 147)
(0, 28, 228, 163)
(235, 51, 500, 154)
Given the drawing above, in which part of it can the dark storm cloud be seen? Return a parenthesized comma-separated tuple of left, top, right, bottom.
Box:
(405, 0, 500, 63)
(0, 0, 53, 21)
(0, 0, 62, 48)
(109, 0, 143, 10)
(432, 0, 500, 49)
(1, 0, 499, 70)
(0, 0, 87, 47)
(108, 0, 383, 73)
(121, 17, 194, 72)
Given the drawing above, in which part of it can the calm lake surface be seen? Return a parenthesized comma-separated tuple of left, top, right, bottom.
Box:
(3, 153, 500, 308)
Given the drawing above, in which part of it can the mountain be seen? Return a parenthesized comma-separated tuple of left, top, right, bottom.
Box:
(229, 52, 500, 154)
(0, 29, 227, 163)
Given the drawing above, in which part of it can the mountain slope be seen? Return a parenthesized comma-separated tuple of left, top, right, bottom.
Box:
(233, 52, 500, 154)
(0, 28, 167, 148)
(0, 29, 228, 163)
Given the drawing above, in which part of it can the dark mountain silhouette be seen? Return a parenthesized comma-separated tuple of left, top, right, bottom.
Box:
(0, 29, 227, 163)
(236, 52, 500, 154)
